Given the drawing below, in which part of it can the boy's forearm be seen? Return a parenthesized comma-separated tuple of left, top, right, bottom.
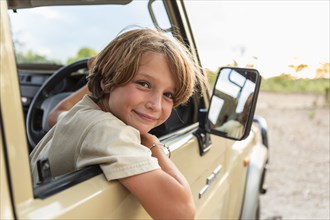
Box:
(151, 146, 189, 187)
(48, 85, 90, 127)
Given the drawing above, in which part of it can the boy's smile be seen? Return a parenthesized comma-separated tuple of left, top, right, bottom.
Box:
(103, 52, 175, 134)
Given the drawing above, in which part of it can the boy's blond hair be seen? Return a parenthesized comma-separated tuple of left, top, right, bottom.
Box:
(88, 28, 204, 107)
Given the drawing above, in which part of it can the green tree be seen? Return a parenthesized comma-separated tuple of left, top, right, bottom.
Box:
(66, 47, 97, 64)
(16, 49, 58, 64)
(205, 68, 218, 89)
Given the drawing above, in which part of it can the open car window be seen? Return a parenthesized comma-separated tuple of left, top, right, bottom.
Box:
(7, 0, 199, 193)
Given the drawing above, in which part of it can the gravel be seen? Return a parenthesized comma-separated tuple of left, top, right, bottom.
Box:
(256, 92, 330, 220)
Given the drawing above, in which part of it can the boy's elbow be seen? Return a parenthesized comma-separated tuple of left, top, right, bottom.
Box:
(176, 199, 195, 219)
(179, 189, 195, 219)
(185, 201, 196, 219)
(190, 202, 196, 219)
(155, 200, 195, 219)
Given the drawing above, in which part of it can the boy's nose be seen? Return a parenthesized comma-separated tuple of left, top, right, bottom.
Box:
(146, 93, 162, 111)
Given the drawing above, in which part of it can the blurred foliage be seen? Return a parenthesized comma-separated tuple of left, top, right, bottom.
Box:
(205, 69, 329, 94)
(15, 46, 97, 65)
(260, 74, 330, 94)
(16, 49, 59, 64)
(66, 47, 97, 64)
(205, 68, 218, 89)
(316, 62, 330, 78)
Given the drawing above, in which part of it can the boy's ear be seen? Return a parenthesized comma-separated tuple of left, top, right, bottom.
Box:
(100, 80, 111, 94)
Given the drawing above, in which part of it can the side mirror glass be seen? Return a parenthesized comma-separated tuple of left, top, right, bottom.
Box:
(208, 67, 261, 140)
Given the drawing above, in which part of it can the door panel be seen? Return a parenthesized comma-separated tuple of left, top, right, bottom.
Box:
(18, 175, 151, 219)
(167, 128, 231, 219)
(226, 131, 257, 219)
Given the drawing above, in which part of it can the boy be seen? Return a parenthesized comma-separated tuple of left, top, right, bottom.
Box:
(30, 28, 205, 219)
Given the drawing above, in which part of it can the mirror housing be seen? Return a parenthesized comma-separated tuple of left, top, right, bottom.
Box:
(195, 66, 261, 154)
(207, 67, 261, 140)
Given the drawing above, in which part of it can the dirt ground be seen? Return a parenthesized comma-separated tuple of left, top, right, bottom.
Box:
(255, 92, 330, 220)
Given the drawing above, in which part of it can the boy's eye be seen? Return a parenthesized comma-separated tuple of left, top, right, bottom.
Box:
(136, 81, 150, 88)
(164, 92, 175, 101)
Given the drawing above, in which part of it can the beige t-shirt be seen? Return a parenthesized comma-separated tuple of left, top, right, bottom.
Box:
(30, 95, 160, 184)
(218, 120, 244, 139)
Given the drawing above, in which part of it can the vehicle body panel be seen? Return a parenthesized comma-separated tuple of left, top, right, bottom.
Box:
(1, 0, 34, 213)
(0, 0, 268, 219)
(0, 129, 15, 219)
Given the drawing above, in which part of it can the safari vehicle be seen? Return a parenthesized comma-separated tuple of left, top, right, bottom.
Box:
(1, 0, 269, 219)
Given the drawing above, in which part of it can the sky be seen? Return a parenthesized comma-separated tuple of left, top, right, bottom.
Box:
(185, 0, 330, 78)
(8, 0, 330, 79)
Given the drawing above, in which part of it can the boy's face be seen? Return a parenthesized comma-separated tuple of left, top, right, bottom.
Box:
(104, 52, 175, 134)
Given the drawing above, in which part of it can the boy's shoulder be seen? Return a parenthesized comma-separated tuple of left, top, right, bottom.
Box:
(69, 95, 130, 129)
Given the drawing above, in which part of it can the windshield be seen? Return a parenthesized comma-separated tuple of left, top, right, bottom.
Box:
(8, 0, 171, 65)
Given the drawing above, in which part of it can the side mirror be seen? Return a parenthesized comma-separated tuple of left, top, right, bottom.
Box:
(207, 67, 261, 140)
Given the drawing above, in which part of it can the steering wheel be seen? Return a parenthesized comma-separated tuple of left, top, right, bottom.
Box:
(26, 58, 89, 149)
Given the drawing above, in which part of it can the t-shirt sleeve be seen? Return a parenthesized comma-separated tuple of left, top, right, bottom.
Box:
(76, 118, 160, 181)
(57, 111, 68, 122)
